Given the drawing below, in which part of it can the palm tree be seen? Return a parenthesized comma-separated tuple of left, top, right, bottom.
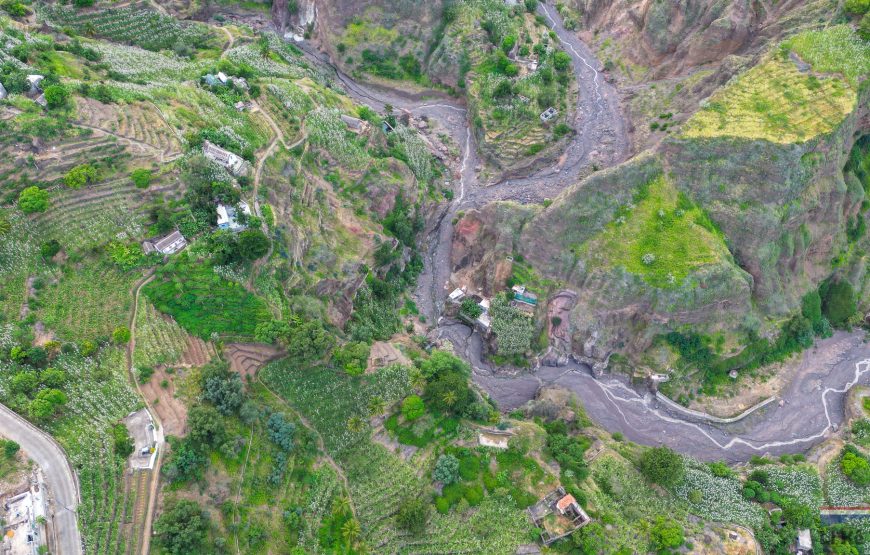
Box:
(409, 368, 426, 391)
(441, 390, 457, 407)
(342, 519, 361, 549)
(367, 396, 386, 417)
(347, 416, 366, 433)
(333, 496, 351, 517)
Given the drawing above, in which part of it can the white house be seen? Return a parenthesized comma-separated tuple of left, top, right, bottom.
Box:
(540, 106, 558, 123)
(143, 230, 187, 255)
(202, 140, 248, 176)
(217, 201, 252, 232)
(217, 72, 228, 85)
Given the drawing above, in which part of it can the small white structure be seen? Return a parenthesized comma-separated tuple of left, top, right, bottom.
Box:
(216, 71, 228, 85)
(143, 230, 187, 255)
(217, 201, 252, 232)
(26, 74, 43, 94)
(540, 106, 558, 122)
(202, 140, 248, 176)
(478, 428, 512, 449)
(341, 114, 370, 134)
(448, 288, 466, 303)
(476, 298, 491, 330)
(0, 82, 7, 100)
(796, 529, 812, 554)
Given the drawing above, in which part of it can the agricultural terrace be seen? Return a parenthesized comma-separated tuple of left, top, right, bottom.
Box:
(32, 176, 160, 253)
(143, 252, 271, 340)
(260, 362, 534, 553)
(38, 4, 218, 54)
(682, 26, 868, 143)
(585, 175, 729, 288)
(0, 348, 141, 554)
(0, 211, 41, 322)
(35, 261, 138, 343)
(132, 297, 189, 368)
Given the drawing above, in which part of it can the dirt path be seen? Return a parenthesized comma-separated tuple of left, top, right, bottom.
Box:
(233, 424, 254, 555)
(246, 102, 289, 290)
(125, 272, 164, 555)
(256, 374, 359, 521)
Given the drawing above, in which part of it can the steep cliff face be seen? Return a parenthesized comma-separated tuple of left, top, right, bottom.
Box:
(451, 27, 870, 363)
(572, 0, 833, 78)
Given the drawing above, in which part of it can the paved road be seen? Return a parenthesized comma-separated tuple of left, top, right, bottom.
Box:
(0, 403, 82, 554)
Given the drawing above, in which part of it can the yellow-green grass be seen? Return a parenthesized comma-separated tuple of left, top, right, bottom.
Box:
(783, 25, 870, 88)
(341, 16, 399, 49)
(682, 56, 855, 143)
(586, 176, 727, 288)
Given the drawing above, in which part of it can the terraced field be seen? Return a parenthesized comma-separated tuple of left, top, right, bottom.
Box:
(133, 297, 190, 368)
(224, 342, 284, 381)
(33, 173, 177, 252)
(39, 3, 215, 52)
(682, 56, 855, 143)
(76, 98, 182, 160)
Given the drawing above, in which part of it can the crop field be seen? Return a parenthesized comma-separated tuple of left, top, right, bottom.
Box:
(262, 79, 315, 143)
(39, 4, 216, 53)
(133, 297, 189, 368)
(260, 362, 533, 553)
(76, 98, 182, 158)
(682, 55, 855, 143)
(143, 253, 271, 340)
(35, 261, 138, 342)
(30, 177, 160, 253)
(586, 175, 728, 288)
(0, 211, 41, 322)
(783, 25, 870, 88)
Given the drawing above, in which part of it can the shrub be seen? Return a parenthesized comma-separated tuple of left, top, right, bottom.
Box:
(131, 168, 153, 189)
(433, 454, 460, 485)
(2, 440, 20, 459)
(44, 85, 69, 109)
(402, 395, 425, 421)
(332, 342, 370, 376)
(639, 446, 684, 489)
(841, 445, 870, 485)
(650, 517, 684, 550)
(112, 326, 131, 344)
(845, 0, 870, 15)
(396, 497, 430, 534)
(40, 240, 61, 259)
(434, 496, 450, 514)
(154, 499, 209, 554)
(459, 298, 483, 320)
(18, 186, 49, 213)
(64, 164, 98, 189)
(820, 279, 857, 327)
(111, 423, 134, 458)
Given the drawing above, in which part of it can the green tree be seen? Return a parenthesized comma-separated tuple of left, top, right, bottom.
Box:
(639, 446, 685, 489)
(2, 440, 19, 459)
(396, 496, 430, 534)
(188, 404, 225, 448)
(433, 454, 460, 484)
(201, 361, 244, 415)
(237, 229, 269, 260)
(367, 396, 386, 417)
(154, 499, 209, 554)
(832, 540, 860, 555)
(41, 367, 67, 388)
(332, 341, 370, 376)
(861, 13, 870, 40)
(40, 240, 61, 260)
(43, 84, 69, 109)
(131, 168, 153, 189)
(266, 413, 295, 452)
(18, 186, 49, 213)
(553, 51, 572, 71)
(401, 395, 425, 421)
(64, 163, 98, 189)
(111, 423, 134, 458)
(841, 446, 870, 485)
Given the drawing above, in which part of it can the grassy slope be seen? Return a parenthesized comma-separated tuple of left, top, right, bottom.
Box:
(585, 175, 728, 288)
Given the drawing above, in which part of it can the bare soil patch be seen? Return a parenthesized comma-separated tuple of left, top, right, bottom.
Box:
(178, 336, 217, 368)
(139, 366, 188, 438)
(367, 341, 411, 372)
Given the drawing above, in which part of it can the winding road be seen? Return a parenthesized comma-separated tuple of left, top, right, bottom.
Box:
(0, 403, 82, 554)
(293, 2, 870, 464)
